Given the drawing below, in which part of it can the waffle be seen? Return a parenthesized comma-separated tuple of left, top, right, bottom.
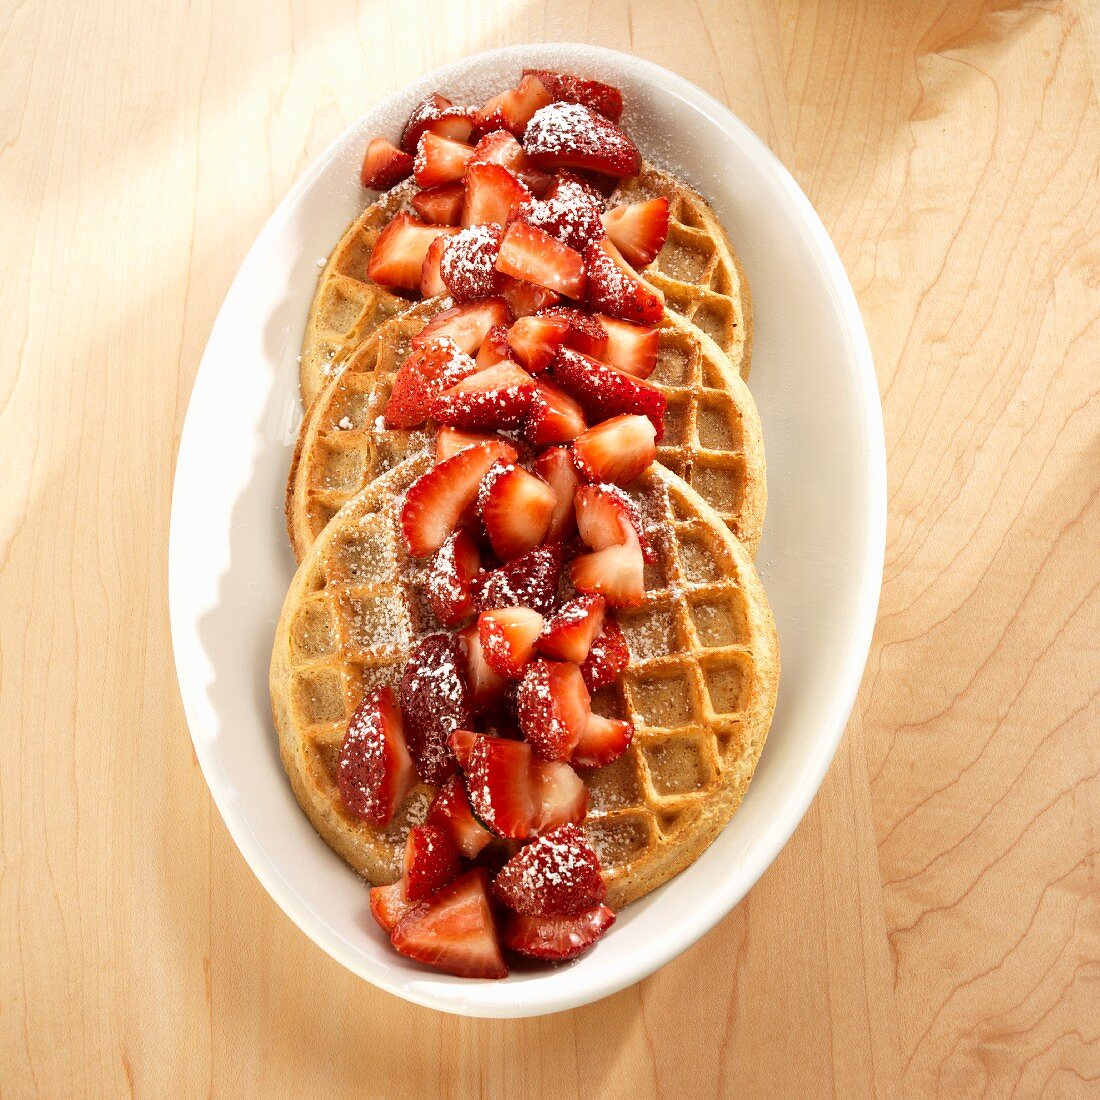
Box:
(298, 165, 753, 406)
(269, 453, 779, 908)
(286, 299, 766, 563)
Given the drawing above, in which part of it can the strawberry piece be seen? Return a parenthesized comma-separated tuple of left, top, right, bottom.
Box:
(412, 182, 466, 226)
(470, 129, 552, 195)
(439, 222, 505, 301)
(492, 823, 606, 916)
(427, 775, 493, 858)
(399, 634, 472, 784)
(367, 213, 458, 292)
(457, 624, 508, 711)
(549, 347, 666, 437)
(502, 905, 615, 962)
(384, 338, 478, 429)
(574, 482, 652, 557)
(436, 427, 504, 462)
(535, 447, 581, 541)
(501, 278, 561, 318)
(370, 879, 416, 934)
(495, 222, 586, 299)
(472, 74, 552, 138)
(522, 69, 624, 122)
(420, 234, 448, 297)
(337, 687, 415, 825)
(590, 315, 659, 378)
(526, 380, 587, 446)
(401, 93, 474, 153)
(538, 595, 606, 663)
(516, 660, 590, 761)
(475, 323, 513, 369)
(413, 131, 475, 188)
(516, 171, 606, 252)
(524, 102, 640, 178)
(391, 869, 508, 979)
(530, 758, 588, 831)
(571, 541, 646, 607)
(449, 728, 477, 770)
(403, 823, 461, 902)
(478, 607, 545, 679)
(463, 734, 536, 839)
(462, 162, 531, 228)
(574, 712, 633, 767)
(536, 305, 608, 352)
(478, 462, 557, 560)
(582, 237, 664, 323)
(401, 440, 517, 557)
(579, 618, 630, 691)
(432, 360, 536, 431)
(572, 413, 657, 485)
(427, 529, 481, 625)
(472, 545, 563, 616)
(360, 137, 414, 190)
(602, 197, 670, 268)
(413, 297, 513, 356)
(506, 314, 570, 372)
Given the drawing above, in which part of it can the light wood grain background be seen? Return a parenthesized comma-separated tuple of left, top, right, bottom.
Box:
(2, 1, 1097, 1096)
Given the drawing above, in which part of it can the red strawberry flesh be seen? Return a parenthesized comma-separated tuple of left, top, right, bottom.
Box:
(336, 686, 414, 826)
(492, 823, 606, 916)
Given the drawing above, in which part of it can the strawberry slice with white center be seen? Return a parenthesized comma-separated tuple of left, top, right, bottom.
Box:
(538, 595, 606, 664)
(516, 659, 591, 761)
(535, 447, 581, 542)
(401, 93, 474, 153)
(501, 278, 561, 318)
(492, 823, 606, 916)
(526, 380, 587, 446)
(411, 181, 465, 226)
(431, 359, 536, 432)
(572, 413, 657, 485)
(426, 528, 481, 625)
(574, 482, 653, 558)
(523, 102, 641, 178)
(478, 606, 545, 679)
(478, 462, 557, 560)
(368, 213, 459, 292)
(403, 823, 461, 902)
(384, 337, 478, 429)
(457, 624, 508, 711)
(530, 758, 588, 832)
(536, 306, 608, 353)
(475, 323, 513, 369)
(583, 237, 665, 323)
(521, 69, 624, 122)
(369, 879, 416, 934)
(579, 617, 630, 691)
(426, 774, 494, 858)
(472, 74, 552, 138)
(549, 347, 666, 437)
(400, 440, 518, 557)
(391, 868, 509, 979)
(506, 313, 570, 372)
(495, 222, 586, 299)
(463, 733, 536, 838)
(571, 540, 646, 607)
(413, 297, 513, 357)
(436, 426, 506, 462)
(420, 234, 448, 297)
(470, 129, 552, 195)
(440, 222, 506, 301)
(337, 686, 415, 825)
(472, 545, 563, 616)
(516, 171, 607, 252)
(502, 905, 615, 962)
(462, 163, 531, 228)
(601, 197, 671, 268)
(360, 137, 414, 190)
(574, 712, 634, 768)
(413, 131, 475, 188)
(589, 314, 659, 378)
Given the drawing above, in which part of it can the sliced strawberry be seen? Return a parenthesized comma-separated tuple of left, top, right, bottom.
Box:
(496, 222, 586, 299)
(427, 774, 493, 858)
(590, 315, 659, 378)
(384, 337, 478, 429)
(449, 728, 477, 770)
(478, 606, 545, 679)
(506, 314, 570, 372)
(492, 823, 606, 916)
(400, 440, 517, 557)
(439, 222, 505, 301)
(436, 427, 504, 462)
(534, 447, 580, 542)
(411, 182, 466, 226)
(571, 541, 646, 607)
(431, 359, 536, 431)
(583, 237, 664, 323)
(413, 131, 475, 188)
(501, 278, 561, 318)
(472, 544, 563, 616)
(337, 687, 415, 825)
(516, 660, 590, 761)
(602, 197, 670, 268)
(526, 380, 587, 446)
(530, 758, 588, 832)
(478, 463, 556, 560)
(502, 905, 615, 962)
(360, 136, 414, 190)
(574, 482, 652, 557)
(403, 823, 461, 902)
(427, 529, 481, 625)
(574, 712, 633, 767)
(413, 297, 513, 356)
(472, 74, 552, 138)
(522, 69, 624, 122)
(538, 595, 606, 663)
(524, 102, 640, 178)
(572, 414, 657, 485)
(549, 347, 666, 437)
(462, 163, 530, 228)
(399, 633, 472, 784)
(420, 234, 448, 297)
(579, 618, 630, 691)
(401, 93, 475, 153)
(475, 323, 513, 369)
(391, 869, 508, 979)
(516, 171, 606, 252)
(536, 306, 608, 352)
(367, 213, 458, 291)
(370, 879, 415, 934)
(470, 129, 552, 194)
(457, 624, 508, 711)
(463, 734, 535, 838)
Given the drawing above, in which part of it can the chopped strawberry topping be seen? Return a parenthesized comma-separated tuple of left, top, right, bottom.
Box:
(516, 171, 607, 252)
(411, 181, 465, 225)
(579, 617, 630, 691)
(440, 222, 506, 301)
(533, 447, 579, 541)
(495, 222, 586, 300)
(525, 380, 588, 446)
(582, 237, 665, 323)
(470, 128, 526, 170)
(413, 297, 513, 356)
(478, 606, 545, 679)
(449, 728, 477, 770)
(475, 323, 513, 368)
(549, 347, 666, 438)
(502, 905, 615, 961)
(369, 879, 416, 934)
(384, 338, 478, 429)
(399, 633, 472, 784)
(530, 758, 588, 832)
(463, 734, 535, 838)
(419, 234, 448, 297)
(535, 305, 609, 351)
(574, 481, 652, 557)
(571, 540, 646, 607)
(462, 162, 531, 228)
(336, 687, 415, 826)
(400, 92, 474, 153)
(501, 278, 561, 318)
(590, 314, 659, 378)
(431, 359, 536, 431)
(436, 427, 505, 462)
(457, 623, 508, 711)
(426, 774, 493, 858)
(427, 529, 481, 625)
(601, 197, 670, 268)
(538, 595, 606, 664)
(478, 462, 557, 560)
(522, 69, 624, 122)
(403, 823, 461, 902)
(516, 660, 590, 761)
(506, 314, 570, 372)
(574, 711, 633, 767)
(492, 823, 606, 916)
(523, 102, 640, 178)
(472, 74, 552, 138)
(572, 413, 657, 485)
(472, 544, 563, 616)
(413, 131, 475, 188)
(367, 213, 458, 292)
(360, 137, 414, 190)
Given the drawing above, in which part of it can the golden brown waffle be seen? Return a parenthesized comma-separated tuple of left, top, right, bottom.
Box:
(269, 454, 779, 908)
(286, 299, 766, 562)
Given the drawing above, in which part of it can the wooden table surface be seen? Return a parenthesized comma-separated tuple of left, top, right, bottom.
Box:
(2, 1, 1097, 1096)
